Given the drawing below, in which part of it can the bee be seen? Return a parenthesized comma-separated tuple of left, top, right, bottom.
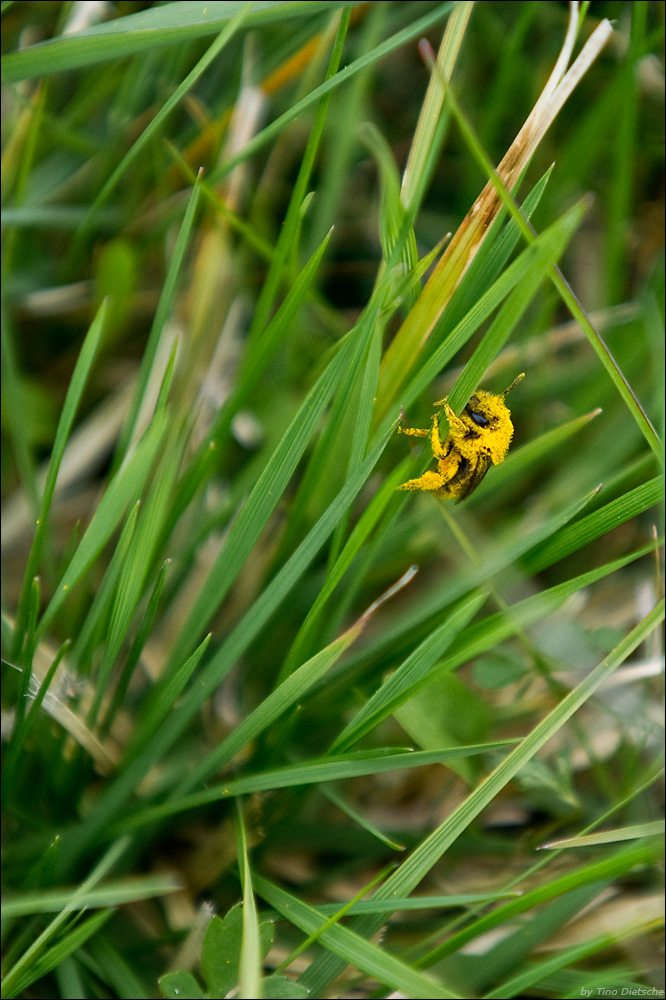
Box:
(397, 373, 525, 502)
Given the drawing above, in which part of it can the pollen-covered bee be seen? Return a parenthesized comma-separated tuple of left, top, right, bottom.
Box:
(397, 373, 525, 502)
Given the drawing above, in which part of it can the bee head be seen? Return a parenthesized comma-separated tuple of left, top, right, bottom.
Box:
(460, 373, 525, 464)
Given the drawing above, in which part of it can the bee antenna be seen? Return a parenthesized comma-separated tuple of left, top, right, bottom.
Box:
(502, 372, 526, 396)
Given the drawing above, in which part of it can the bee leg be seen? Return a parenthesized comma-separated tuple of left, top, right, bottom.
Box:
(433, 399, 467, 440)
(398, 425, 430, 438)
(430, 414, 444, 457)
(397, 471, 447, 493)
(430, 410, 459, 460)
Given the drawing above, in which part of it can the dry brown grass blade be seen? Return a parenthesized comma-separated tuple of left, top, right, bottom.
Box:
(376, 3, 614, 417)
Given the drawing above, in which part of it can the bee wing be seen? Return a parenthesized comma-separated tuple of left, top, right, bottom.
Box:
(455, 452, 492, 503)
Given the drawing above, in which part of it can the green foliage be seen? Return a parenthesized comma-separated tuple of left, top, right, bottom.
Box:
(159, 904, 299, 1000)
(2, 1, 663, 998)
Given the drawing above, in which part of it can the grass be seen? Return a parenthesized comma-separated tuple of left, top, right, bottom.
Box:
(1, 2, 664, 998)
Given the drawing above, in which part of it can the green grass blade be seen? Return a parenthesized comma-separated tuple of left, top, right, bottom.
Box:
(603, 3, 645, 306)
(175, 624, 361, 795)
(275, 303, 381, 558)
(100, 558, 171, 734)
(0, 301, 39, 518)
(13, 576, 40, 730)
(35, 410, 168, 641)
(111, 744, 517, 832)
(299, 599, 664, 993)
(207, 3, 457, 185)
(485, 909, 663, 999)
(400, 2, 472, 216)
(114, 173, 203, 466)
(69, 501, 140, 673)
(60, 424, 394, 856)
(306, 1, 386, 253)
(540, 820, 665, 850)
(550, 270, 662, 462)
(86, 6, 251, 219)
(422, 841, 662, 968)
(86, 937, 151, 1000)
(324, 314, 383, 568)
(1, 637, 71, 809)
(313, 891, 522, 916)
(279, 460, 409, 680)
(467, 883, 617, 995)
(447, 198, 587, 413)
(11, 299, 107, 658)
(122, 634, 211, 767)
(0, 837, 129, 997)
(443, 81, 663, 460)
(522, 476, 663, 574)
(193, 743, 519, 801)
(2, 1, 358, 81)
(427, 165, 553, 351)
(215, 226, 334, 444)
(254, 874, 460, 1000)
(3, 873, 181, 917)
(158, 225, 335, 556)
(4, 910, 114, 998)
(162, 329, 367, 675)
(242, 7, 350, 354)
(360, 121, 417, 288)
(235, 801, 262, 1000)
(330, 591, 487, 753)
(88, 427, 188, 725)
(273, 864, 396, 977)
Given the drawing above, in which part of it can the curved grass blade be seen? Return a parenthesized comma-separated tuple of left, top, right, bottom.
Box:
(234, 801, 262, 1000)
(539, 820, 665, 850)
(11, 300, 107, 658)
(60, 423, 395, 858)
(4, 910, 114, 998)
(442, 79, 662, 460)
(299, 599, 664, 993)
(100, 558, 171, 734)
(161, 225, 335, 549)
(0, 837, 129, 997)
(279, 460, 409, 680)
(110, 743, 518, 834)
(339, 480, 658, 684)
(69, 501, 141, 674)
(3, 872, 181, 917)
(330, 590, 487, 754)
(114, 173, 203, 467)
(486, 906, 664, 999)
(2, 1, 358, 82)
(380, 195, 581, 431)
(84, 6, 250, 223)
(522, 476, 663, 574)
(254, 874, 460, 1000)
(447, 198, 587, 414)
(87, 426, 189, 727)
(35, 410, 168, 642)
(423, 840, 662, 969)
(1, 638, 71, 809)
(207, 3, 457, 186)
(242, 7, 350, 356)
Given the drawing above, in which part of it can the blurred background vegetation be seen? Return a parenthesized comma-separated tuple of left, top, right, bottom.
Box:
(1, 2, 664, 998)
